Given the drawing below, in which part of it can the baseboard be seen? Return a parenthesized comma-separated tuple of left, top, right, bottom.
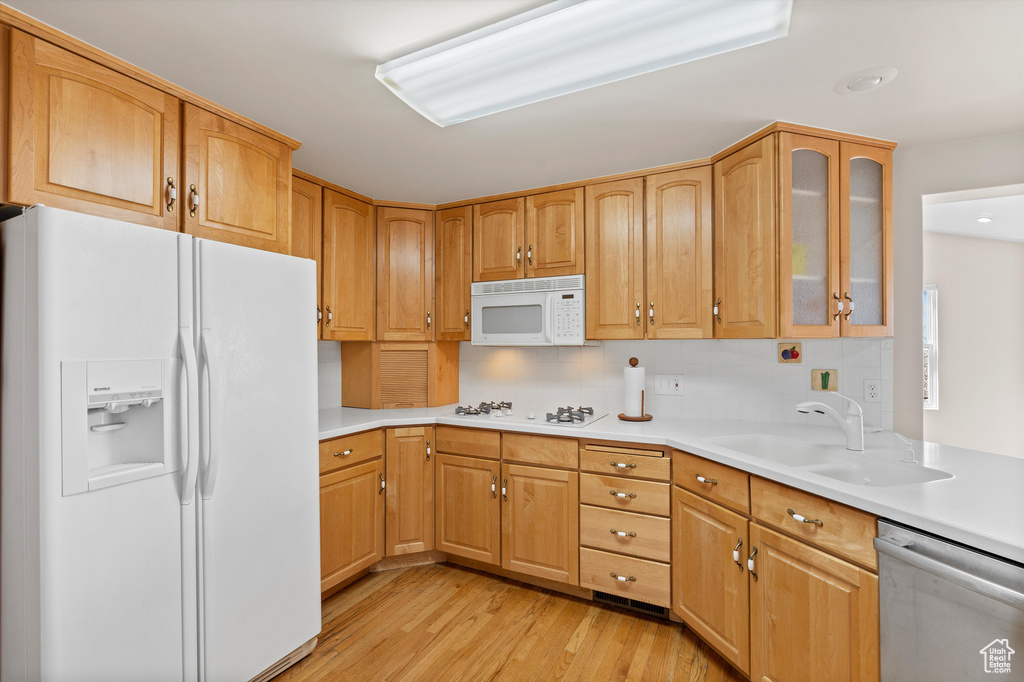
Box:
(369, 549, 448, 572)
(447, 556, 594, 601)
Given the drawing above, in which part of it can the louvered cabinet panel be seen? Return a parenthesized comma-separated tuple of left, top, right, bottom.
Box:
(341, 342, 459, 409)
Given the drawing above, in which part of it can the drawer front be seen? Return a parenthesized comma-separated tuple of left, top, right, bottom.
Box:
(503, 432, 579, 468)
(319, 429, 383, 475)
(435, 426, 501, 459)
(580, 547, 671, 608)
(580, 474, 670, 516)
(750, 477, 878, 570)
(579, 505, 670, 562)
(672, 450, 750, 514)
(581, 446, 670, 482)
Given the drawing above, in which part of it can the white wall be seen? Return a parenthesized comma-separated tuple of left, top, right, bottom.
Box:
(893, 131, 1024, 438)
(923, 232, 1024, 457)
(458, 338, 893, 428)
(317, 340, 342, 409)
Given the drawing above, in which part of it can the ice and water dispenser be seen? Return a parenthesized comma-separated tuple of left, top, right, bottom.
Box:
(61, 359, 179, 495)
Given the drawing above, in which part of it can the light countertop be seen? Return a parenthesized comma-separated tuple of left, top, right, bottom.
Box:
(320, 406, 1024, 564)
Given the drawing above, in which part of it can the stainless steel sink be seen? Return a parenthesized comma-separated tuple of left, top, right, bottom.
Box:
(706, 434, 953, 488)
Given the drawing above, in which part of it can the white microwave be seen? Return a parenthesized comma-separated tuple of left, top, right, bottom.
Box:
(471, 275, 586, 346)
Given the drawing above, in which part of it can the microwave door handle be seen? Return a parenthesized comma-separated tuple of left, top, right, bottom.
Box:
(545, 292, 555, 344)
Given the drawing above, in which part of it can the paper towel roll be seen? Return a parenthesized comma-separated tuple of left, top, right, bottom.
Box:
(623, 359, 645, 418)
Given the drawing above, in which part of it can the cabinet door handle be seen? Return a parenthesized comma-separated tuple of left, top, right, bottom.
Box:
(748, 547, 758, 581)
(714, 298, 722, 324)
(333, 449, 353, 458)
(833, 292, 844, 320)
(733, 538, 744, 570)
(648, 302, 655, 325)
(635, 303, 641, 326)
(326, 305, 333, 326)
(609, 490, 636, 499)
(465, 309, 470, 329)
(695, 474, 718, 485)
(426, 311, 431, 330)
(317, 306, 323, 325)
(378, 473, 385, 495)
(166, 178, 177, 212)
(610, 528, 637, 538)
(188, 184, 200, 218)
(609, 572, 636, 582)
(610, 461, 636, 469)
(425, 440, 431, 461)
(527, 244, 533, 266)
(787, 508, 824, 527)
(491, 475, 497, 498)
(501, 477, 508, 502)
(844, 293, 854, 320)
(516, 246, 522, 267)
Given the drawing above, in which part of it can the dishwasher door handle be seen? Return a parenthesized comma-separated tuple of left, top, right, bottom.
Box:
(874, 536, 1024, 610)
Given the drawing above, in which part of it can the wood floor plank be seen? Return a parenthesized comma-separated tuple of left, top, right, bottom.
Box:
(277, 563, 742, 682)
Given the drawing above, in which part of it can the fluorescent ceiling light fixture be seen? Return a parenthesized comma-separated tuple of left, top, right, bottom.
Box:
(375, 0, 794, 127)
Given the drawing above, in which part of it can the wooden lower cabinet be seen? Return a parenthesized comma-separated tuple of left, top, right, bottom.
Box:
(319, 457, 384, 594)
(500, 463, 579, 585)
(435, 453, 501, 564)
(672, 486, 750, 675)
(748, 523, 879, 682)
(385, 427, 434, 556)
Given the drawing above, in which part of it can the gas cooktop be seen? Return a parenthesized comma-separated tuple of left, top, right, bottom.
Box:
(451, 402, 607, 429)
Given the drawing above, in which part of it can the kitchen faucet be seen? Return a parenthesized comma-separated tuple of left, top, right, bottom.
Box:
(795, 394, 864, 451)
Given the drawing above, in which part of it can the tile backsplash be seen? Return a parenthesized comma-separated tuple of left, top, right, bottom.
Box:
(458, 338, 894, 429)
(318, 341, 342, 409)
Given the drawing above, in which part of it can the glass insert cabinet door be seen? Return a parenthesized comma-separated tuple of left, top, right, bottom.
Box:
(779, 133, 841, 338)
(841, 143, 893, 336)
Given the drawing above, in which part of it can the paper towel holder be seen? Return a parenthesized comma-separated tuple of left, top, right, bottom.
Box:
(618, 357, 653, 422)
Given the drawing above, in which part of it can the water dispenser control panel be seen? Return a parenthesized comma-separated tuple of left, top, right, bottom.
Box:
(87, 359, 163, 410)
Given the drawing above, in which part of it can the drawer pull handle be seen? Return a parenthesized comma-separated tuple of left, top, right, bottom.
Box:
(609, 572, 636, 582)
(787, 508, 824, 527)
(334, 449, 353, 457)
(610, 528, 637, 538)
(695, 474, 718, 485)
(732, 538, 744, 569)
(609, 490, 636, 499)
(610, 461, 637, 469)
(748, 547, 758, 581)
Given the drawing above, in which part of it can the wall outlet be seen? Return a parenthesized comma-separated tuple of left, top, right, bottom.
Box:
(655, 375, 683, 395)
(864, 380, 881, 403)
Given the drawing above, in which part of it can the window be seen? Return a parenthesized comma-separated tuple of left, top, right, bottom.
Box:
(923, 285, 939, 410)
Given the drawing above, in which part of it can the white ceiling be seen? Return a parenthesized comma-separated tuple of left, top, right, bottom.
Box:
(923, 185, 1024, 243)
(9, 0, 1024, 204)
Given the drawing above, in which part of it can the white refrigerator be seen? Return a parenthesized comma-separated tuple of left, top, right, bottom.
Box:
(2, 206, 321, 681)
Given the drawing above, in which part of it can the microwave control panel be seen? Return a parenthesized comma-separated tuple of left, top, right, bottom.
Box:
(553, 292, 584, 345)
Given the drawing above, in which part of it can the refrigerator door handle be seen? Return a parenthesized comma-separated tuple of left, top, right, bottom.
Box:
(199, 329, 220, 500)
(179, 327, 200, 505)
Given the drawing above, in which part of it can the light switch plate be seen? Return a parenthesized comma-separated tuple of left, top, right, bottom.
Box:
(655, 375, 683, 395)
(864, 380, 881, 402)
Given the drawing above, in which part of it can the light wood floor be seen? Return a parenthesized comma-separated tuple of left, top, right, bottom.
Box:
(277, 563, 745, 682)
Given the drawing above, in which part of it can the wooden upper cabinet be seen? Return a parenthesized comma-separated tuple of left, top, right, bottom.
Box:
(779, 133, 841, 339)
(290, 175, 323, 337)
(385, 427, 435, 556)
(525, 188, 584, 278)
(645, 167, 713, 339)
(376, 206, 434, 341)
(434, 206, 472, 341)
(585, 178, 645, 340)
(501, 463, 579, 585)
(841, 143, 893, 337)
(8, 30, 179, 230)
(322, 189, 375, 341)
(473, 198, 524, 281)
(713, 135, 777, 339)
(182, 103, 292, 253)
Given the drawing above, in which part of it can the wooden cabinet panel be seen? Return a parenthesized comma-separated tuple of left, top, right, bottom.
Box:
(750, 476, 877, 570)
(182, 103, 291, 253)
(645, 167, 713, 338)
(585, 178, 645, 339)
(341, 341, 459, 409)
(713, 135, 777, 338)
(385, 427, 434, 556)
(322, 189, 374, 340)
(778, 133, 841, 339)
(579, 474, 669, 516)
(291, 174, 323, 337)
(502, 432, 579, 468)
(320, 458, 384, 593)
(840, 143, 893, 337)
(580, 445, 670, 482)
(579, 505, 670, 563)
(434, 426, 501, 460)
(8, 30, 178, 230)
(319, 429, 383, 476)
(435, 453, 501, 564)
(376, 207, 434, 341)
(525, 187, 584, 278)
(671, 450, 750, 515)
(434, 206, 472, 341)
(579, 548, 670, 608)
(473, 198, 524, 281)
(501, 463, 579, 585)
(749, 524, 879, 682)
(672, 487, 750, 675)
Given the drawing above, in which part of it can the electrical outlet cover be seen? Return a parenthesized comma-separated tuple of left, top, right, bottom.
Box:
(812, 369, 838, 392)
(864, 380, 881, 402)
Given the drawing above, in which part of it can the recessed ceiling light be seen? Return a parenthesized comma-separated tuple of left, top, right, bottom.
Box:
(376, 0, 794, 127)
(977, 216, 993, 223)
(833, 67, 898, 95)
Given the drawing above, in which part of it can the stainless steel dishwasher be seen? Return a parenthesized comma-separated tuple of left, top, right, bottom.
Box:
(875, 520, 1024, 681)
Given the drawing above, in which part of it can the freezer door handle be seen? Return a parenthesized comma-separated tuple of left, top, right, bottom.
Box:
(199, 329, 220, 500)
(874, 535, 1024, 610)
(180, 327, 200, 505)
